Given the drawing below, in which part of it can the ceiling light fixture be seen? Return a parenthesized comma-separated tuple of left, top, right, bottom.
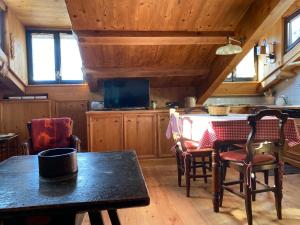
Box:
(216, 37, 243, 55)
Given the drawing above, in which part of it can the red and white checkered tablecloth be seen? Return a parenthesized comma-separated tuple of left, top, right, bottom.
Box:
(166, 114, 300, 149)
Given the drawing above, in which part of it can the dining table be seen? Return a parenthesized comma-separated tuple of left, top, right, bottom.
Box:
(0, 151, 150, 225)
(166, 113, 300, 212)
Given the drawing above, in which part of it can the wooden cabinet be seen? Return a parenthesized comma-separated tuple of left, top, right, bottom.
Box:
(124, 114, 157, 158)
(87, 114, 123, 152)
(157, 113, 173, 157)
(86, 110, 185, 158)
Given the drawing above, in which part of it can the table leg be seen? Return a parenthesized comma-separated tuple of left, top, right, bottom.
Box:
(212, 149, 220, 212)
(88, 210, 104, 225)
(108, 209, 121, 225)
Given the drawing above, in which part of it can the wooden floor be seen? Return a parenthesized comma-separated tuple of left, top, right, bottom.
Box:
(82, 158, 300, 225)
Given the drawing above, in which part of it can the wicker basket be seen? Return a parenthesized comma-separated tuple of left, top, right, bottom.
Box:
(208, 105, 230, 116)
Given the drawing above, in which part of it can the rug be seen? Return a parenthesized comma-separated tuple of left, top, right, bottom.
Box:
(269, 163, 300, 176)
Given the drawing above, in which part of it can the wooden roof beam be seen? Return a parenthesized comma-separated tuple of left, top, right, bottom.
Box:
(196, 0, 296, 104)
(75, 30, 234, 46)
(83, 67, 210, 78)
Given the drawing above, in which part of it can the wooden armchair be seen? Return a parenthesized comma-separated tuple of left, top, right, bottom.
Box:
(22, 117, 81, 155)
(218, 109, 288, 225)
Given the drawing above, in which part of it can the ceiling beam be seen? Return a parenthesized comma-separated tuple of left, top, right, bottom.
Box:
(75, 30, 234, 46)
(83, 67, 210, 78)
(196, 0, 296, 104)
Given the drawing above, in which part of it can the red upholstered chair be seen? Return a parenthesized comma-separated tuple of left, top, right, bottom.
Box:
(22, 117, 81, 155)
(19, 118, 81, 225)
(218, 109, 288, 225)
(170, 111, 212, 197)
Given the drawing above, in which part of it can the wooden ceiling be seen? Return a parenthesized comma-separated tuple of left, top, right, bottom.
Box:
(64, 0, 295, 98)
(4, 0, 294, 102)
(3, 0, 71, 28)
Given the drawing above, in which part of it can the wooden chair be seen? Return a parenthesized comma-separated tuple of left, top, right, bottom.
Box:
(170, 111, 212, 197)
(218, 109, 288, 225)
(19, 118, 81, 225)
(22, 117, 81, 155)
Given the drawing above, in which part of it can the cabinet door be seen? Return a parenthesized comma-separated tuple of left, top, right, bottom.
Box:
(88, 115, 123, 152)
(124, 114, 156, 158)
(157, 113, 174, 157)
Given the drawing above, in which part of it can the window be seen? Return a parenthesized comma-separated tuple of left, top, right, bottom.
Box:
(285, 9, 300, 53)
(26, 30, 83, 84)
(225, 48, 257, 82)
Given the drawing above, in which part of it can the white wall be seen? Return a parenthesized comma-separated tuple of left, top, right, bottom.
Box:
(273, 69, 300, 105)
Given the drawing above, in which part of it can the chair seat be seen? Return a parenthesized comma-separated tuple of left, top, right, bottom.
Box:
(220, 150, 275, 165)
(184, 140, 199, 149)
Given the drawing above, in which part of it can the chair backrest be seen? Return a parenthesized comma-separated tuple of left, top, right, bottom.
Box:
(246, 109, 288, 163)
(27, 117, 73, 154)
(169, 109, 181, 143)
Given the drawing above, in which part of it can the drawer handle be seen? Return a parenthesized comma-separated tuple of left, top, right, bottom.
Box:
(114, 120, 118, 123)
(127, 120, 131, 122)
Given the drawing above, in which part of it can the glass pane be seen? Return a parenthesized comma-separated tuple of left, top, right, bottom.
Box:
(287, 13, 300, 46)
(60, 33, 83, 81)
(235, 48, 256, 78)
(32, 33, 56, 81)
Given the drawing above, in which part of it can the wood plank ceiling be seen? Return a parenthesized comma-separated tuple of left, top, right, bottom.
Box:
(65, 0, 254, 90)
(65, 0, 295, 97)
(4, 0, 71, 28)
(4, 0, 295, 102)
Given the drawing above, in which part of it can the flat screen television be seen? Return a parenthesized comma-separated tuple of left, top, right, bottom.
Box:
(104, 78, 150, 109)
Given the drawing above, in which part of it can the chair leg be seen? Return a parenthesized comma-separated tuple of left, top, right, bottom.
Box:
(264, 170, 269, 185)
(208, 155, 212, 171)
(274, 167, 283, 219)
(192, 157, 196, 181)
(244, 181, 253, 225)
(239, 172, 244, 193)
(185, 155, 191, 197)
(219, 163, 227, 207)
(175, 151, 182, 187)
(251, 173, 256, 201)
(202, 156, 208, 183)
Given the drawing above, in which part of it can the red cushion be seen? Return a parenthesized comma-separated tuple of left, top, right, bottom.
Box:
(31, 117, 72, 154)
(184, 140, 199, 149)
(220, 150, 275, 165)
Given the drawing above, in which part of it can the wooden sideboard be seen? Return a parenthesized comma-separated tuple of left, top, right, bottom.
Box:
(86, 109, 205, 158)
(87, 110, 165, 158)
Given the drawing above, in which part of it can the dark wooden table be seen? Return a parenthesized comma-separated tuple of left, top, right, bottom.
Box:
(0, 151, 150, 225)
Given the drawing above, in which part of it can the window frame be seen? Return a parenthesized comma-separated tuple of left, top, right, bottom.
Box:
(26, 30, 84, 85)
(225, 47, 258, 82)
(284, 9, 300, 53)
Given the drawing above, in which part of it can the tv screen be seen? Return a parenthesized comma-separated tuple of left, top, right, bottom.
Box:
(104, 78, 150, 108)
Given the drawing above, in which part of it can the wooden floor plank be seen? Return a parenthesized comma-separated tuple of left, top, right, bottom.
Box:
(82, 158, 300, 225)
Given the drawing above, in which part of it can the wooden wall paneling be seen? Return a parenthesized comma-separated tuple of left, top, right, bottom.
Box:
(25, 85, 93, 101)
(0, 100, 51, 143)
(87, 114, 123, 152)
(4, 7, 28, 85)
(55, 100, 88, 150)
(211, 82, 261, 96)
(124, 114, 157, 158)
(157, 113, 173, 157)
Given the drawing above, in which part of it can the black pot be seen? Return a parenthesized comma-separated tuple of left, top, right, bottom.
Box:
(38, 148, 78, 178)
